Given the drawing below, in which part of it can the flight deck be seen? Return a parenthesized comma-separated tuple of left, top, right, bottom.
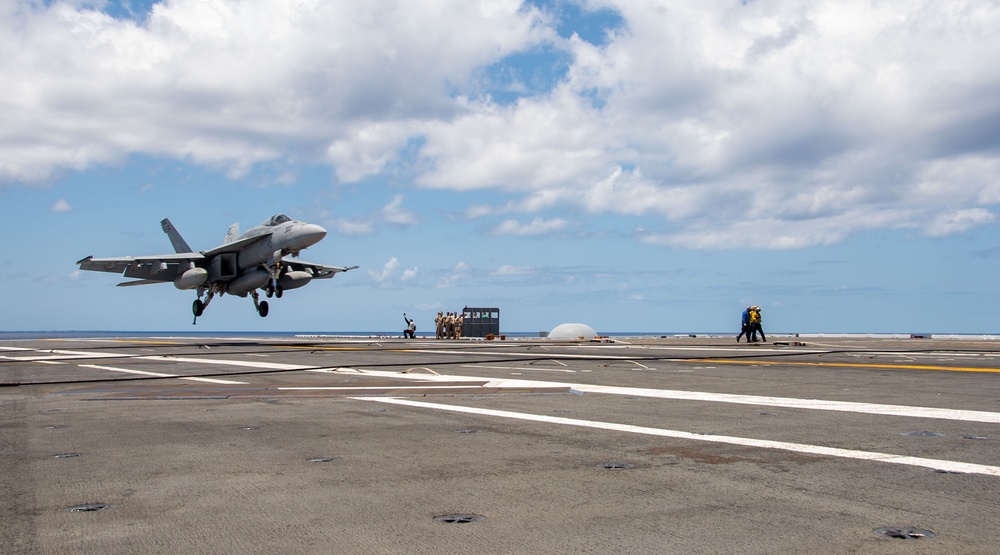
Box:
(3, 335, 1000, 553)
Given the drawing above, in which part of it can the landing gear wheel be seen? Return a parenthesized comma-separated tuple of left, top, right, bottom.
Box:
(275, 287, 283, 299)
(258, 301, 269, 317)
(193, 299, 205, 317)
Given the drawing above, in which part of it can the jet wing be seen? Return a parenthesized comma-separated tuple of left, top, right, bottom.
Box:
(284, 260, 359, 279)
(77, 253, 205, 283)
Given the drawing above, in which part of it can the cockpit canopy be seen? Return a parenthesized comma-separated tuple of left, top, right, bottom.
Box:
(262, 214, 293, 226)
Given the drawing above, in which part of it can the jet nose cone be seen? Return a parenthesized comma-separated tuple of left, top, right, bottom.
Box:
(298, 223, 327, 247)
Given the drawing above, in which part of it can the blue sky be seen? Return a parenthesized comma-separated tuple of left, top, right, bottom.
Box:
(2, 0, 1000, 334)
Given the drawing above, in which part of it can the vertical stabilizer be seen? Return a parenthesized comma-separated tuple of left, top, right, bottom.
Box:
(225, 222, 240, 244)
(160, 218, 194, 254)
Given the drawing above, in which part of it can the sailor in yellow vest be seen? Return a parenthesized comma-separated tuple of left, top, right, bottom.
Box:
(749, 306, 766, 343)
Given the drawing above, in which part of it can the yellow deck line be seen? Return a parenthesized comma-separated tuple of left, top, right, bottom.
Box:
(109, 339, 183, 345)
(280, 345, 375, 351)
(698, 358, 1000, 374)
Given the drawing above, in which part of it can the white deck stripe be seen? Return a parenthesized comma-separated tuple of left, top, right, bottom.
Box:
(81, 364, 175, 378)
(568, 384, 1000, 424)
(322, 368, 1000, 424)
(1, 350, 122, 361)
(355, 397, 1000, 477)
(137, 355, 306, 370)
(183, 377, 250, 384)
(463, 364, 577, 373)
(37, 350, 1000, 424)
(281, 386, 497, 391)
(79, 364, 247, 384)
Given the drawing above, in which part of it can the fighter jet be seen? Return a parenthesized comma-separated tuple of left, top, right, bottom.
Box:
(77, 214, 357, 323)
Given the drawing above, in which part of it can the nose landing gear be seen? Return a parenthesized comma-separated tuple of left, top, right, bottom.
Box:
(264, 281, 283, 298)
(191, 283, 271, 323)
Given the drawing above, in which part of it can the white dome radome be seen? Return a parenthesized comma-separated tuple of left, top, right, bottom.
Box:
(548, 323, 598, 339)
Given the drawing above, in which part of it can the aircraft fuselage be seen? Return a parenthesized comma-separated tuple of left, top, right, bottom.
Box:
(235, 220, 328, 271)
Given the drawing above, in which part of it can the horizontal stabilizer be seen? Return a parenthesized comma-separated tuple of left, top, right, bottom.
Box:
(286, 261, 359, 279)
(116, 279, 166, 287)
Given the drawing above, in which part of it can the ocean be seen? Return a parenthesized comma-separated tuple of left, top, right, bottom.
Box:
(2, 331, 998, 341)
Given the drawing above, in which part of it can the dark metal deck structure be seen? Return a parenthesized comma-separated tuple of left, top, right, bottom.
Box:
(461, 306, 500, 338)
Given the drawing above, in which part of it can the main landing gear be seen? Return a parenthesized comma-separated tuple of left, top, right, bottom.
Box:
(250, 289, 269, 318)
(192, 289, 216, 325)
(191, 285, 270, 324)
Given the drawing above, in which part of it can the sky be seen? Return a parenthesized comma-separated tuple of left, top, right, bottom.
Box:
(2, 0, 1000, 334)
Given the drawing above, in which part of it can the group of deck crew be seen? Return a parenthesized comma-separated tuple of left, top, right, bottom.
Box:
(401, 311, 466, 339)
(737, 305, 766, 343)
(435, 311, 464, 339)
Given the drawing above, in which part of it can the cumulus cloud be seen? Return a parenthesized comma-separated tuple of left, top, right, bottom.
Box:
(330, 194, 417, 235)
(0, 0, 550, 182)
(333, 218, 375, 236)
(50, 198, 71, 212)
(4, 1, 1000, 249)
(926, 209, 997, 237)
(368, 256, 417, 288)
(493, 265, 533, 276)
(380, 194, 418, 225)
(435, 261, 471, 289)
(420, 1, 1000, 247)
(492, 217, 568, 236)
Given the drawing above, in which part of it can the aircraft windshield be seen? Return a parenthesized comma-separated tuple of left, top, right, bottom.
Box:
(263, 214, 292, 226)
